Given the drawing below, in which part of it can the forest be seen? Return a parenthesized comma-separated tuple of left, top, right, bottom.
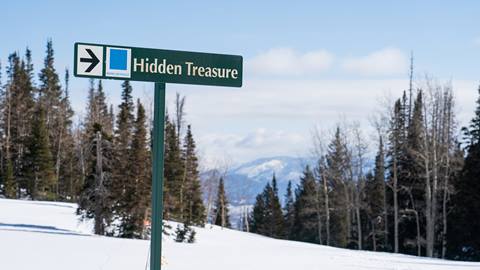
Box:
(246, 65, 480, 261)
(0, 41, 212, 240)
(1, 42, 480, 261)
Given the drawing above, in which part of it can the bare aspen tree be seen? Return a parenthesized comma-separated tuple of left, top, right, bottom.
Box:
(441, 87, 455, 258)
(351, 123, 368, 250)
(94, 131, 105, 234)
(176, 93, 187, 219)
(392, 105, 401, 253)
(204, 168, 220, 223)
(175, 92, 186, 140)
(421, 79, 455, 258)
(204, 157, 231, 224)
(312, 127, 330, 245)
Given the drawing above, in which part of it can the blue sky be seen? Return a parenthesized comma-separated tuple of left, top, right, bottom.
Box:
(2, 1, 480, 166)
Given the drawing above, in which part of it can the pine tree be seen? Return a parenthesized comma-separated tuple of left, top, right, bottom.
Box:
(78, 78, 115, 235)
(17, 49, 35, 192)
(448, 86, 480, 260)
(57, 69, 76, 201)
(77, 123, 114, 235)
(214, 177, 230, 228)
(38, 40, 62, 114)
(269, 175, 285, 238)
(3, 159, 15, 198)
(182, 125, 205, 226)
(401, 91, 425, 256)
(25, 107, 56, 200)
(38, 41, 64, 197)
(292, 166, 320, 243)
(325, 128, 350, 248)
(112, 81, 135, 237)
(250, 184, 269, 235)
(387, 98, 408, 253)
(163, 115, 184, 220)
(283, 180, 295, 239)
(365, 137, 386, 251)
(85, 80, 112, 136)
(116, 81, 134, 145)
(250, 175, 285, 238)
(2, 51, 35, 198)
(121, 100, 151, 238)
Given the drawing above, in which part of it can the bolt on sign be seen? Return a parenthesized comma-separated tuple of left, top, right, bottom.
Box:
(74, 42, 243, 87)
(74, 42, 243, 270)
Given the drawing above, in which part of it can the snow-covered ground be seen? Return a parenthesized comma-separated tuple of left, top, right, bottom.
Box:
(1, 198, 480, 270)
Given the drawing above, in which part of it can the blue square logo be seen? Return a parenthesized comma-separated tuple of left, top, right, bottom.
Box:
(109, 49, 128, 70)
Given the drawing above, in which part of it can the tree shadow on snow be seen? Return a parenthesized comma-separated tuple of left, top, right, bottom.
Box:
(0, 222, 91, 237)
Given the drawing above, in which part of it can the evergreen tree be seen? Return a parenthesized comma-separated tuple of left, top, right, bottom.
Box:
(16, 49, 36, 192)
(77, 123, 114, 235)
(182, 125, 205, 226)
(112, 81, 135, 236)
(2, 51, 35, 198)
(449, 86, 480, 260)
(292, 166, 320, 244)
(57, 69, 76, 200)
(0, 56, 15, 198)
(38, 41, 62, 112)
(250, 175, 285, 238)
(250, 189, 268, 235)
(78, 78, 115, 235)
(85, 80, 112, 136)
(326, 128, 350, 248)
(25, 107, 56, 200)
(283, 180, 295, 239)
(214, 177, 230, 228)
(270, 175, 285, 238)
(387, 98, 408, 253)
(3, 160, 15, 198)
(365, 137, 386, 251)
(400, 90, 425, 255)
(116, 81, 134, 145)
(120, 100, 151, 238)
(163, 114, 184, 220)
(38, 41, 64, 197)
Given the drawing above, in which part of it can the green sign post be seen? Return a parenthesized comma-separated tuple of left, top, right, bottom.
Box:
(74, 42, 242, 270)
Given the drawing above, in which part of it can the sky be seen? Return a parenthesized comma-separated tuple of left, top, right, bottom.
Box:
(1, 1, 480, 167)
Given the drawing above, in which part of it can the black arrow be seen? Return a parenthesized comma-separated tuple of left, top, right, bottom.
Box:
(80, 48, 100, 73)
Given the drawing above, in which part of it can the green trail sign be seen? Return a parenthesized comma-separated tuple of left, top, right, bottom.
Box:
(73, 42, 243, 270)
(74, 42, 243, 87)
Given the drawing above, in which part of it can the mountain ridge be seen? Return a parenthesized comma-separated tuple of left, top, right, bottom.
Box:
(201, 156, 315, 206)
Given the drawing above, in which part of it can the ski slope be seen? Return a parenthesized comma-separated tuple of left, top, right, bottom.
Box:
(1, 198, 479, 270)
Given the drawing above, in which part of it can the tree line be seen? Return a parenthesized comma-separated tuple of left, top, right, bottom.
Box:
(249, 73, 480, 261)
(2, 41, 480, 261)
(0, 42, 231, 239)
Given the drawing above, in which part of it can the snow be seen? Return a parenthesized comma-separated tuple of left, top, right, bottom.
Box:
(1, 198, 480, 270)
(237, 159, 285, 178)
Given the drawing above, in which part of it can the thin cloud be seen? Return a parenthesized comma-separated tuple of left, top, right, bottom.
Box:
(164, 78, 477, 166)
(474, 37, 480, 46)
(198, 128, 308, 167)
(247, 48, 334, 76)
(342, 48, 408, 76)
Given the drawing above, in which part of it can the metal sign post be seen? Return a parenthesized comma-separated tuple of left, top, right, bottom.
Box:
(74, 42, 242, 269)
(150, 82, 166, 270)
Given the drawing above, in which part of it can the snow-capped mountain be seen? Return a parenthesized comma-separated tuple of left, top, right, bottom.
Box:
(202, 156, 315, 206)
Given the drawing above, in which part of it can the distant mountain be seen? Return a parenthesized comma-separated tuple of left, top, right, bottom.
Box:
(201, 156, 315, 206)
